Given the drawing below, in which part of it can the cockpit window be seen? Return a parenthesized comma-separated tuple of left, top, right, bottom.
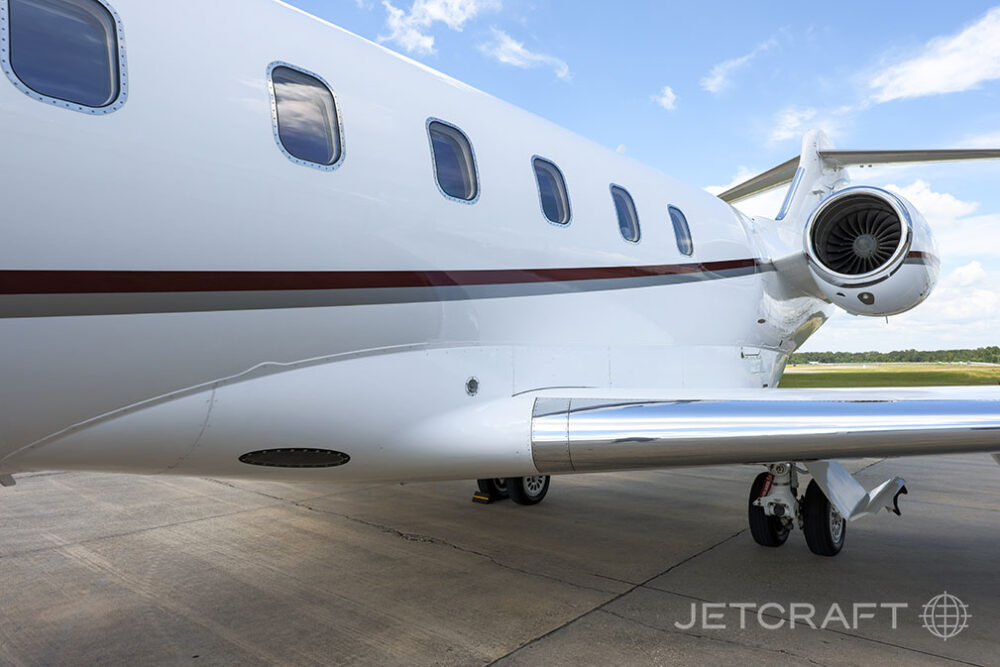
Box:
(611, 185, 640, 242)
(4, 0, 126, 113)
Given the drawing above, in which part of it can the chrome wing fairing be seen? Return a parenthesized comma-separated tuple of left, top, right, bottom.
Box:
(531, 389, 1000, 474)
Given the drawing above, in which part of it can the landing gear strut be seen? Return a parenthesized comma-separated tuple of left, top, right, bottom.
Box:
(748, 463, 795, 548)
(748, 471, 791, 547)
(747, 463, 848, 556)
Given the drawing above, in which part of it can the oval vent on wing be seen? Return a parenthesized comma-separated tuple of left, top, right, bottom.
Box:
(811, 194, 903, 275)
(238, 448, 350, 468)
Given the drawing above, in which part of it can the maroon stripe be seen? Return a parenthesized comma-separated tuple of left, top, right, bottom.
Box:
(0, 259, 762, 295)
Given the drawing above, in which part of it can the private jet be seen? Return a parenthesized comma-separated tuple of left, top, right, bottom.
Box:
(1, 0, 998, 556)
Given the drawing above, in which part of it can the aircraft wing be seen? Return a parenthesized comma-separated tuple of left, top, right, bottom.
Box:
(528, 387, 1000, 473)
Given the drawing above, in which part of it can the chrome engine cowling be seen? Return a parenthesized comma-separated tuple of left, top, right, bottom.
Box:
(804, 187, 939, 316)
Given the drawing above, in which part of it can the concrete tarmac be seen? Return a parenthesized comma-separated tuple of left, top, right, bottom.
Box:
(1, 454, 997, 666)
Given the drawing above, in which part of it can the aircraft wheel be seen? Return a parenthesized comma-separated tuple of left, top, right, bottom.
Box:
(506, 475, 550, 505)
(476, 478, 509, 500)
(748, 472, 790, 547)
(802, 480, 846, 557)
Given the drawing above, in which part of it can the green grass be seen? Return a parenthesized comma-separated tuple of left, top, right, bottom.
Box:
(779, 363, 1000, 388)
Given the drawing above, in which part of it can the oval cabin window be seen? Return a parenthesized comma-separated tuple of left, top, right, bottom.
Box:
(668, 205, 694, 256)
(269, 64, 342, 168)
(5, 0, 124, 111)
(533, 157, 571, 225)
(611, 185, 640, 242)
(428, 121, 478, 201)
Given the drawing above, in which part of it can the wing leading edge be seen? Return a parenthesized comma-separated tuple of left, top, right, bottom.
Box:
(530, 389, 1000, 474)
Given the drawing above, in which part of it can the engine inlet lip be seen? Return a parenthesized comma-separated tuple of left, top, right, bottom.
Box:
(804, 186, 913, 288)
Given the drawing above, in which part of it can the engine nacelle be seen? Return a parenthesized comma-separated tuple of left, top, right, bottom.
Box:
(804, 186, 939, 316)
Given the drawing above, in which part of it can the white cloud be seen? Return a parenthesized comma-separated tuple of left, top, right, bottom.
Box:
(768, 9, 1000, 152)
(935, 213, 1000, 258)
(957, 131, 1000, 148)
(945, 260, 989, 287)
(652, 86, 677, 111)
(379, 0, 500, 55)
(875, 180, 1000, 260)
(478, 28, 570, 80)
(882, 180, 978, 223)
(869, 7, 1000, 103)
(700, 39, 776, 94)
(904, 260, 999, 323)
(802, 260, 1000, 352)
(770, 107, 818, 143)
(768, 105, 852, 145)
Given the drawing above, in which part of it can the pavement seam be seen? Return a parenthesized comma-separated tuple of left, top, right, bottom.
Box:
(289, 499, 616, 596)
(650, 588, 981, 667)
(484, 528, 747, 666)
(4, 475, 613, 595)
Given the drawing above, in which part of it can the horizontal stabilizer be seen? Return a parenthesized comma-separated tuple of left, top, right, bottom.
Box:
(716, 157, 799, 204)
(820, 148, 1000, 169)
(717, 147, 1000, 204)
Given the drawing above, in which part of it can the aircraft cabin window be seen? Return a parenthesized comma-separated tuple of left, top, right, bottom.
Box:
(428, 120, 478, 202)
(611, 185, 640, 242)
(3, 0, 127, 113)
(668, 205, 694, 256)
(533, 157, 571, 225)
(268, 64, 343, 169)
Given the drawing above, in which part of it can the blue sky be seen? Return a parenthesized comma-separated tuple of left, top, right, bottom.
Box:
(288, 1, 1000, 353)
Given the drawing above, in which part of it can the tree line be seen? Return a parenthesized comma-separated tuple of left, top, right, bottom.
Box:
(788, 347, 1000, 365)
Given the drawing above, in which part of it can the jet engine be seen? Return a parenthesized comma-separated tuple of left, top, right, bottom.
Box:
(804, 186, 939, 316)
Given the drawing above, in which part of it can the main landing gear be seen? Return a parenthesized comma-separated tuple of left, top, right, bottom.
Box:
(748, 463, 847, 556)
(473, 476, 550, 505)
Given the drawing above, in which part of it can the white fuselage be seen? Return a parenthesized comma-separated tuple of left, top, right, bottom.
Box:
(0, 0, 827, 481)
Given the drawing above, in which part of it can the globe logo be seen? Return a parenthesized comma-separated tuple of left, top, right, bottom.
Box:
(920, 592, 971, 640)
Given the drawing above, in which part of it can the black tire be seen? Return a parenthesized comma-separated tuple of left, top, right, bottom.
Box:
(748, 472, 790, 547)
(802, 480, 846, 557)
(476, 478, 509, 500)
(505, 475, 550, 505)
